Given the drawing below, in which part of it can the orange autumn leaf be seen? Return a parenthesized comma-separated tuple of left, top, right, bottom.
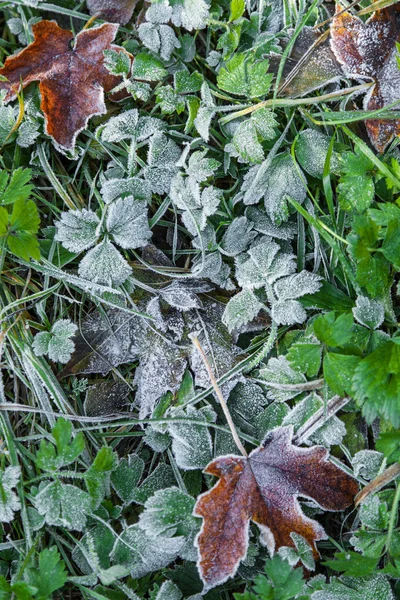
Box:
(194, 425, 358, 591)
(0, 20, 129, 150)
(86, 0, 139, 24)
(330, 3, 400, 152)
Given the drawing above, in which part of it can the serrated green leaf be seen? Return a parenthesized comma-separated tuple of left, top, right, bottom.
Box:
(35, 418, 85, 472)
(217, 53, 273, 98)
(313, 312, 354, 347)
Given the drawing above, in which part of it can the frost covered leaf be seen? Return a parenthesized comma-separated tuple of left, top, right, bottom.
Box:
(84, 381, 130, 416)
(59, 309, 141, 376)
(34, 480, 92, 531)
(243, 153, 306, 224)
(33, 318, 78, 364)
(352, 450, 384, 481)
(143, 133, 181, 194)
(217, 54, 273, 98)
(101, 176, 151, 205)
(55, 209, 100, 253)
(170, 175, 221, 233)
(170, 0, 210, 31)
(272, 264, 322, 301)
(187, 298, 241, 393)
(272, 299, 308, 326)
(272, 271, 322, 325)
(168, 405, 215, 470)
(232, 120, 264, 164)
(311, 574, 394, 600)
(228, 381, 269, 437)
(0, 21, 128, 149)
(274, 27, 343, 98)
(251, 108, 278, 140)
(186, 151, 220, 182)
(133, 328, 187, 418)
(246, 206, 296, 241)
(100, 109, 138, 143)
(138, 487, 198, 543)
(78, 239, 132, 287)
(156, 86, 185, 115)
(107, 197, 152, 249)
(0, 466, 21, 523)
(86, 0, 138, 24)
(194, 83, 216, 142)
(257, 355, 306, 402)
(110, 524, 183, 578)
(220, 217, 257, 257)
(155, 581, 182, 600)
(353, 295, 385, 330)
(278, 532, 315, 571)
(111, 454, 144, 505)
(174, 70, 203, 94)
(139, 23, 181, 61)
(222, 289, 264, 333)
(140, 491, 198, 561)
(160, 281, 205, 311)
(295, 129, 340, 179)
(330, 4, 400, 152)
(194, 425, 358, 590)
(235, 239, 296, 290)
(35, 418, 85, 471)
(131, 53, 168, 82)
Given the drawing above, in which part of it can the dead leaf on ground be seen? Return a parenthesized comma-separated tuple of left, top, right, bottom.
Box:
(330, 3, 400, 152)
(0, 21, 130, 149)
(272, 27, 344, 97)
(86, 0, 139, 24)
(194, 425, 358, 590)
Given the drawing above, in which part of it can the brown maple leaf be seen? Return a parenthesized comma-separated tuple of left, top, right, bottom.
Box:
(0, 20, 129, 149)
(330, 4, 400, 152)
(194, 425, 358, 590)
(86, 0, 139, 24)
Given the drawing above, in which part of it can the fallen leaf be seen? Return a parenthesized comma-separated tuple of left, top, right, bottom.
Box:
(0, 21, 129, 149)
(194, 425, 358, 590)
(59, 295, 242, 417)
(330, 4, 400, 152)
(273, 27, 343, 97)
(86, 0, 139, 24)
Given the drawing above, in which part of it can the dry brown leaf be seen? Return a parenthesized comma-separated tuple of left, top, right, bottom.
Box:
(86, 0, 139, 24)
(0, 20, 129, 149)
(194, 425, 358, 590)
(274, 27, 344, 97)
(330, 3, 400, 152)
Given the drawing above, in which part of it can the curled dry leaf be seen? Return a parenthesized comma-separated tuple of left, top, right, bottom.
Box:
(86, 0, 139, 24)
(194, 425, 358, 591)
(330, 3, 400, 152)
(0, 21, 130, 149)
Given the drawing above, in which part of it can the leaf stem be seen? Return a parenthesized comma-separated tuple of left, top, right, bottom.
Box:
(386, 480, 400, 556)
(191, 335, 248, 457)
